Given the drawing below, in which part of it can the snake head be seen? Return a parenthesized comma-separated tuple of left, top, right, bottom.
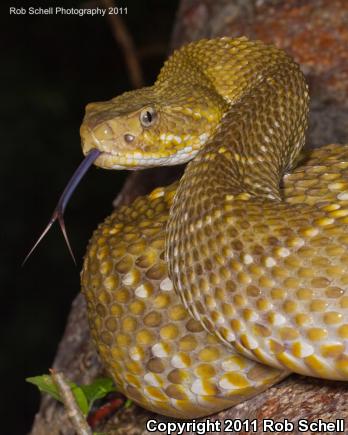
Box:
(80, 85, 227, 170)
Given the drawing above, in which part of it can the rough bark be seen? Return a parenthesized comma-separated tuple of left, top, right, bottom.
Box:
(30, 0, 348, 433)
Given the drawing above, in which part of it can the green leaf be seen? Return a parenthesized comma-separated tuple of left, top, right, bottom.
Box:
(26, 375, 62, 402)
(26, 375, 89, 414)
(26, 375, 118, 416)
(71, 385, 89, 416)
(79, 377, 118, 409)
(124, 399, 133, 408)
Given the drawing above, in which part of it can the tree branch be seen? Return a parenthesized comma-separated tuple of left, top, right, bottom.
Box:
(100, 0, 144, 89)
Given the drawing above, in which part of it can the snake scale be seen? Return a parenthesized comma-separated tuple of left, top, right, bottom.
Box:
(78, 37, 348, 418)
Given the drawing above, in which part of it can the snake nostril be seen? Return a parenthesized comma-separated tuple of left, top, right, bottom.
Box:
(125, 133, 135, 143)
(93, 123, 114, 140)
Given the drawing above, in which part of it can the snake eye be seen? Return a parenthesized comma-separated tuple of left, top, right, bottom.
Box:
(140, 107, 156, 127)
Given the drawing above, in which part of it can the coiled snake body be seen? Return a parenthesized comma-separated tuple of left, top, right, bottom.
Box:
(80, 37, 348, 418)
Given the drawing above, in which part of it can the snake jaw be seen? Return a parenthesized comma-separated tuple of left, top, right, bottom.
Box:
(81, 119, 202, 169)
(90, 146, 200, 170)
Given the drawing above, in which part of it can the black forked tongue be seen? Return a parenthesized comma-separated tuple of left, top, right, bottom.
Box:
(23, 149, 101, 266)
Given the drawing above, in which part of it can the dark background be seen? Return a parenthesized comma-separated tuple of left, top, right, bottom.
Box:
(1, 1, 178, 433)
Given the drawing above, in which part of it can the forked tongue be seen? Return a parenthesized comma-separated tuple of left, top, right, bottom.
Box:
(23, 149, 101, 265)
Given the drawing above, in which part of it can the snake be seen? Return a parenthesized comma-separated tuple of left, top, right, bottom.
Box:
(31, 37, 348, 419)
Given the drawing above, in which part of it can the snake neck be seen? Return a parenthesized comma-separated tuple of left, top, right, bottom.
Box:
(166, 41, 309, 308)
(174, 69, 308, 208)
(159, 38, 309, 202)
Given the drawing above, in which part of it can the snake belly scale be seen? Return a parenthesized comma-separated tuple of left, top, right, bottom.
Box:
(80, 37, 348, 418)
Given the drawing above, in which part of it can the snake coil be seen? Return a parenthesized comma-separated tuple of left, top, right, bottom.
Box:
(79, 37, 348, 418)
